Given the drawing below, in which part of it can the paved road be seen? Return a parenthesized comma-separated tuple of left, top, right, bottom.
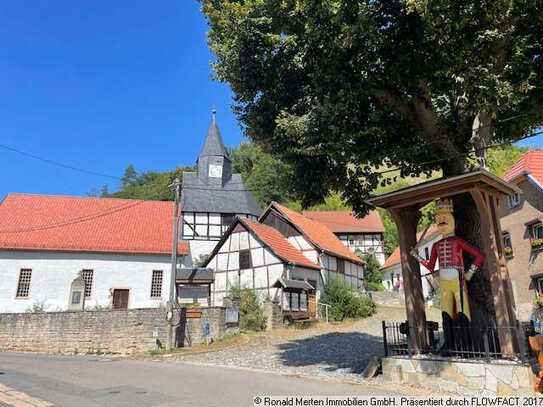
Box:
(0, 352, 404, 406)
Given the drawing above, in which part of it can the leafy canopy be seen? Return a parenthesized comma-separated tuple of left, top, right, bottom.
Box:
(202, 0, 543, 214)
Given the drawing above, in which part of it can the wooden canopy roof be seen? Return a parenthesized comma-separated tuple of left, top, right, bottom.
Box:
(367, 170, 520, 210)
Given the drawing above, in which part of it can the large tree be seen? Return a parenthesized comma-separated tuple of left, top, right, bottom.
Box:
(202, 0, 543, 214)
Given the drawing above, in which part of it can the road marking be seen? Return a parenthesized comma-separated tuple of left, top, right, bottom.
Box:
(0, 383, 53, 407)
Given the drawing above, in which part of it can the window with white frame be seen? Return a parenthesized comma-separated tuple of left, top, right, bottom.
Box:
(502, 232, 512, 249)
(16, 269, 32, 298)
(150, 270, 163, 298)
(81, 269, 93, 297)
(529, 222, 543, 241)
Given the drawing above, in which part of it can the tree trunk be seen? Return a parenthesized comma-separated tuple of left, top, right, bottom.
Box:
(441, 160, 496, 327)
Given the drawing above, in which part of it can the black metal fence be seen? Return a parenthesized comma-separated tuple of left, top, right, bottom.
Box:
(382, 320, 533, 363)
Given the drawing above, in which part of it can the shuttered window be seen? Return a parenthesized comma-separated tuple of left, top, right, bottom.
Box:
(81, 269, 93, 297)
(150, 270, 163, 298)
(239, 250, 252, 269)
(16, 269, 32, 298)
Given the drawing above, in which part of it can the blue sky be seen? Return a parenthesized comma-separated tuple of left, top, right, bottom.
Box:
(0, 1, 243, 198)
(0, 2, 541, 199)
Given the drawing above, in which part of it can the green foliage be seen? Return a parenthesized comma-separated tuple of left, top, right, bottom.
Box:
(203, 0, 543, 215)
(359, 253, 383, 292)
(229, 142, 295, 207)
(486, 145, 528, 177)
(194, 254, 210, 268)
(111, 165, 192, 201)
(25, 299, 48, 313)
(227, 285, 266, 331)
(320, 279, 376, 321)
(378, 209, 398, 258)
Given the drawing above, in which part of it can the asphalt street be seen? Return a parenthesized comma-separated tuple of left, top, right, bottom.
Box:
(0, 352, 405, 406)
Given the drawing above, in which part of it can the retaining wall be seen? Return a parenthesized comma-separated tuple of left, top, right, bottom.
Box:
(382, 356, 536, 395)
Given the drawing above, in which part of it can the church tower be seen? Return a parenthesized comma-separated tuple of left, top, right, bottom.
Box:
(196, 110, 232, 186)
(181, 111, 261, 263)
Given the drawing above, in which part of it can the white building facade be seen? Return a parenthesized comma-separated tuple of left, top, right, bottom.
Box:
(381, 226, 441, 300)
(0, 251, 180, 313)
(0, 194, 192, 313)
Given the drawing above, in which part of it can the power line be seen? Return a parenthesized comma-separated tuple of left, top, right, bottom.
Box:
(0, 143, 121, 180)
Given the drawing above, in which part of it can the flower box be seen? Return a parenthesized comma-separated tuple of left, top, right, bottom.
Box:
(504, 247, 514, 258)
(532, 239, 543, 251)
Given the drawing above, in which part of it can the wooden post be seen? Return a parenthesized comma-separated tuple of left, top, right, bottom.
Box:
(470, 188, 517, 354)
(390, 206, 428, 353)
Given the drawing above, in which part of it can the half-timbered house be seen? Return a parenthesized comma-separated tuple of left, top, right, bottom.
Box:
(205, 202, 365, 317)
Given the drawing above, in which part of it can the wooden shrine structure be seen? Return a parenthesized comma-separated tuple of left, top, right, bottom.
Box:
(369, 170, 521, 356)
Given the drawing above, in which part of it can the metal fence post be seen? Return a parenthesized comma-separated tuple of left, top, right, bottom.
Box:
(483, 328, 491, 362)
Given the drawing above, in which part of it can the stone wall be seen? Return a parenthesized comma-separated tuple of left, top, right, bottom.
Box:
(0, 308, 169, 354)
(382, 356, 536, 395)
(0, 306, 235, 354)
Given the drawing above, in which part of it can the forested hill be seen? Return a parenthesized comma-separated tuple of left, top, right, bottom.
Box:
(94, 142, 526, 209)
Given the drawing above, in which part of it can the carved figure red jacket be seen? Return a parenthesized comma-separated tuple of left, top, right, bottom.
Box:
(420, 236, 485, 273)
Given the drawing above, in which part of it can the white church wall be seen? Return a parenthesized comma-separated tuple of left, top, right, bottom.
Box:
(0, 251, 178, 313)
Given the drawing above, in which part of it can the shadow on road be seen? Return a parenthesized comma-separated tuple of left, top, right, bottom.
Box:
(276, 331, 383, 374)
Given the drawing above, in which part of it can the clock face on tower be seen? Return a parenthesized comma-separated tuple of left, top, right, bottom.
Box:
(208, 164, 223, 178)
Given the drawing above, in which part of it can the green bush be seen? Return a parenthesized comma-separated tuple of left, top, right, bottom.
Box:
(227, 285, 266, 331)
(320, 279, 376, 321)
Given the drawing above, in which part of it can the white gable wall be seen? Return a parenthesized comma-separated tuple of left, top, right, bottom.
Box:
(287, 234, 364, 293)
(0, 250, 187, 313)
(209, 229, 287, 305)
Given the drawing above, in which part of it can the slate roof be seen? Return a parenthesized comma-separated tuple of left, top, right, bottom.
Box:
(264, 203, 364, 265)
(272, 278, 315, 291)
(176, 268, 214, 283)
(181, 114, 261, 215)
(181, 173, 261, 215)
(198, 114, 229, 158)
(302, 210, 384, 233)
(504, 150, 543, 185)
(0, 193, 189, 255)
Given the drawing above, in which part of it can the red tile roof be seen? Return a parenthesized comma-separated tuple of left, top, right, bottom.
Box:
(383, 247, 401, 269)
(381, 225, 441, 269)
(504, 150, 543, 185)
(266, 203, 364, 265)
(302, 210, 384, 233)
(241, 219, 320, 270)
(0, 193, 189, 255)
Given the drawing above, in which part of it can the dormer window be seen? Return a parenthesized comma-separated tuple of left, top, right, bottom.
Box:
(508, 193, 521, 208)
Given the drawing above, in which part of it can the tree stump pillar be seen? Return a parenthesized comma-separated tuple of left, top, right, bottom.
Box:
(390, 206, 428, 353)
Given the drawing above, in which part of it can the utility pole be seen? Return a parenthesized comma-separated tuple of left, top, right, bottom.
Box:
(167, 177, 182, 351)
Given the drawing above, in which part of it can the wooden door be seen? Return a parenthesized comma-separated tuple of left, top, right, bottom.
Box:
(112, 289, 129, 309)
(308, 294, 317, 318)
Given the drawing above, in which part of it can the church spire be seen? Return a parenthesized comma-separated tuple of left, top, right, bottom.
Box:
(199, 109, 228, 158)
(197, 109, 232, 184)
